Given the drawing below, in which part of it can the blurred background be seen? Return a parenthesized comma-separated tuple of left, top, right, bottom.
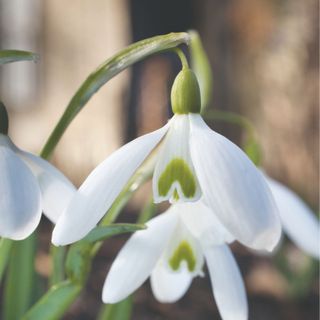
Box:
(0, 0, 318, 319)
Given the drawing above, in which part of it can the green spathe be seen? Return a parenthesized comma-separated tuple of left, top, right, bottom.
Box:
(189, 30, 213, 112)
(169, 240, 196, 272)
(0, 102, 9, 135)
(171, 68, 201, 114)
(158, 158, 197, 199)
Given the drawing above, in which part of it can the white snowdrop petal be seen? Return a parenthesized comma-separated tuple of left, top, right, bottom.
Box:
(18, 150, 76, 224)
(153, 115, 201, 204)
(150, 260, 192, 303)
(204, 244, 248, 320)
(0, 146, 41, 240)
(102, 211, 178, 303)
(52, 124, 169, 245)
(265, 174, 320, 259)
(189, 114, 281, 251)
(178, 201, 234, 246)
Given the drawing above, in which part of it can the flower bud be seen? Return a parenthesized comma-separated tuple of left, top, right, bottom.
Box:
(171, 68, 201, 114)
(0, 102, 9, 135)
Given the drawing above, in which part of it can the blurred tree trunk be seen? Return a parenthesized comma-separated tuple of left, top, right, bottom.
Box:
(198, 0, 318, 208)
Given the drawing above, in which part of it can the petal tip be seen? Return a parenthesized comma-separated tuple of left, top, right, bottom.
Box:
(102, 286, 123, 304)
(251, 223, 282, 252)
(51, 224, 73, 246)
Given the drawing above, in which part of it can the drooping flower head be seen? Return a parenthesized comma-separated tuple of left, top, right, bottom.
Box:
(53, 67, 281, 251)
(0, 103, 75, 240)
(103, 202, 248, 320)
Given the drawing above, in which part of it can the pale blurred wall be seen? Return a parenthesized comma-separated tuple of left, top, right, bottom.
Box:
(1, 0, 130, 185)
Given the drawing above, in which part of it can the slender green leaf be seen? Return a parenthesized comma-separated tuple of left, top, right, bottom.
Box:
(0, 50, 39, 65)
(189, 30, 213, 112)
(65, 224, 145, 285)
(3, 234, 37, 320)
(22, 280, 81, 320)
(97, 296, 133, 320)
(41, 32, 190, 159)
(0, 238, 12, 282)
(83, 223, 146, 244)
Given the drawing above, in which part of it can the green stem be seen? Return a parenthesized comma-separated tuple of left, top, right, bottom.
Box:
(0, 238, 12, 282)
(40, 32, 190, 160)
(172, 47, 189, 69)
(49, 246, 66, 286)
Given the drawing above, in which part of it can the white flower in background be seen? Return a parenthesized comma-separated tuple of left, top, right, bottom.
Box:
(263, 174, 319, 259)
(103, 202, 248, 320)
(53, 68, 281, 250)
(0, 133, 75, 240)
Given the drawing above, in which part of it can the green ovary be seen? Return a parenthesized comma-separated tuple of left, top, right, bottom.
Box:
(158, 158, 196, 199)
(169, 241, 196, 272)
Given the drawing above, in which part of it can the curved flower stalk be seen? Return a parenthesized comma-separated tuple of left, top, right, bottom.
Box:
(103, 202, 248, 320)
(0, 132, 75, 240)
(263, 173, 320, 259)
(53, 67, 281, 251)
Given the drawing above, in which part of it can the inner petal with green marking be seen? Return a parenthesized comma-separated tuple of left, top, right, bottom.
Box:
(153, 114, 201, 203)
(169, 240, 196, 272)
(158, 157, 197, 200)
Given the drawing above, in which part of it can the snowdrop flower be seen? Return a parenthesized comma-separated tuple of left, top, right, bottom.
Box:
(53, 67, 281, 250)
(263, 173, 319, 259)
(103, 201, 248, 320)
(0, 104, 75, 240)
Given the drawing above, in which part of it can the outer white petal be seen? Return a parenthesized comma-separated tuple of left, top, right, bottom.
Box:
(204, 244, 248, 320)
(0, 146, 41, 240)
(150, 259, 192, 303)
(189, 114, 281, 251)
(102, 211, 178, 303)
(265, 174, 320, 259)
(52, 124, 169, 246)
(17, 150, 76, 223)
(178, 201, 234, 246)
